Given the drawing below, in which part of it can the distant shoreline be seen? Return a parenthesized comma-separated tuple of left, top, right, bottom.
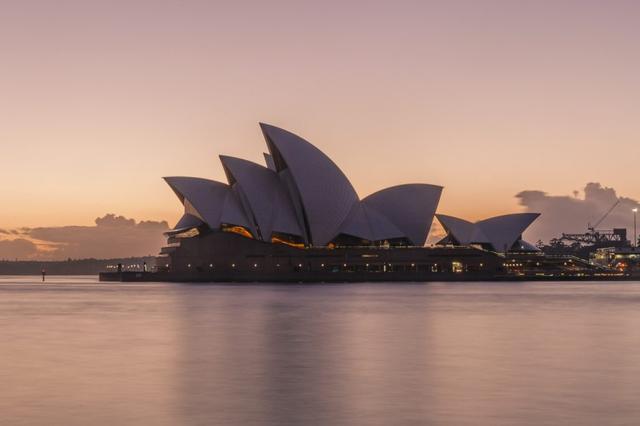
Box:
(0, 257, 155, 275)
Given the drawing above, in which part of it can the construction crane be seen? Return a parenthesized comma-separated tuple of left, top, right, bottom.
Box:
(561, 199, 628, 246)
(588, 199, 620, 233)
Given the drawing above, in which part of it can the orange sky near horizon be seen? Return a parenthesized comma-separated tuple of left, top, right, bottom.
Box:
(1, 0, 639, 229)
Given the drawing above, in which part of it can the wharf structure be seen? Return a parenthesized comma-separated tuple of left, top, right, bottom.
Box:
(591, 247, 640, 275)
(100, 123, 616, 282)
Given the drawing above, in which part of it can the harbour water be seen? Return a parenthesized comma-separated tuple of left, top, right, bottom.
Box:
(2, 276, 640, 425)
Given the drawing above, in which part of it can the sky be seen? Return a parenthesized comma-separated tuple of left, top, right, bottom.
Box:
(1, 0, 639, 258)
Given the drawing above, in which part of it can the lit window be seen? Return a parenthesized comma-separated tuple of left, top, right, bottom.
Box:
(271, 235, 305, 248)
(223, 225, 254, 239)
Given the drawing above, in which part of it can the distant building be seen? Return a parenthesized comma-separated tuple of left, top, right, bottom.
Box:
(591, 247, 640, 274)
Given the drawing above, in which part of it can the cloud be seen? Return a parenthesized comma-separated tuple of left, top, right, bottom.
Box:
(94, 214, 137, 228)
(516, 182, 640, 243)
(0, 238, 39, 260)
(4, 214, 170, 260)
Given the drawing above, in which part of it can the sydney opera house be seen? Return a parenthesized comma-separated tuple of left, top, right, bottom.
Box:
(147, 123, 546, 282)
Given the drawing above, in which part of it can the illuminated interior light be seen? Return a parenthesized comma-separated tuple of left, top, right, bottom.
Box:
(223, 225, 254, 239)
(271, 235, 305, 248)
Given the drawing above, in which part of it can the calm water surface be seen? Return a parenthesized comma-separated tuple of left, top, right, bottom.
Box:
(2, 276, 640, 425)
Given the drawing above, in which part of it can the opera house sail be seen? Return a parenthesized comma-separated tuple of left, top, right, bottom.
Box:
(164, 123, 445, 249)
(121, 122, 539, 282)
(436, 213, 541, 253)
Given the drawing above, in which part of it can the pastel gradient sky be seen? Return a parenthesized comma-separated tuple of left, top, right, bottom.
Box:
(1, 0, 639, 229)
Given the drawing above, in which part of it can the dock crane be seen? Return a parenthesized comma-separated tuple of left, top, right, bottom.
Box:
(587, 199, 620, 233)
(561, 199, 629, 246)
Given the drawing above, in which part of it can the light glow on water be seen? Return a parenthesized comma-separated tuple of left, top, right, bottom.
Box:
(2, 277, 640, 425)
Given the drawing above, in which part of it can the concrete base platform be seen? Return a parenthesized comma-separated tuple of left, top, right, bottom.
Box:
(98, 271, 635, 283)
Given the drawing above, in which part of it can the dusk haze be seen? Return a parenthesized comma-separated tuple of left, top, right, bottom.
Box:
(2, 1, 640, 425)
(2, 1, 639, 230)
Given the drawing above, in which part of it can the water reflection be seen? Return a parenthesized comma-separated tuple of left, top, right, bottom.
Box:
(174, 283, 640, 425)
(2, 278, 640, 425)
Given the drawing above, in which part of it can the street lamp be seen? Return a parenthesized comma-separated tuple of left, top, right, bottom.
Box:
(633, 208, 638, 248)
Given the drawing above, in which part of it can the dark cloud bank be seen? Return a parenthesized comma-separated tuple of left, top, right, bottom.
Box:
(517, 183, 640, 243)
(0, 239, 38, 260)
(0, 214, 168, 260)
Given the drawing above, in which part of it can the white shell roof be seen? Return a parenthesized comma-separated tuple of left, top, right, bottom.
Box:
(339, 202, 405, 242)
(173, 213, 203, 230)
(260, 123, 359, 246)
(363, 184, 443, 246)
(476, 213, 540, 252)
(263, 153, 277, 171)
(436, 214, 489, 245)
(220, 155, 303, 240)
(220, 188, 253, 230)
(165, 213, 203, 236)
(164, 123, 447, 247)
(164, 176, 251, 231)
(436, 213, 540, 252)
